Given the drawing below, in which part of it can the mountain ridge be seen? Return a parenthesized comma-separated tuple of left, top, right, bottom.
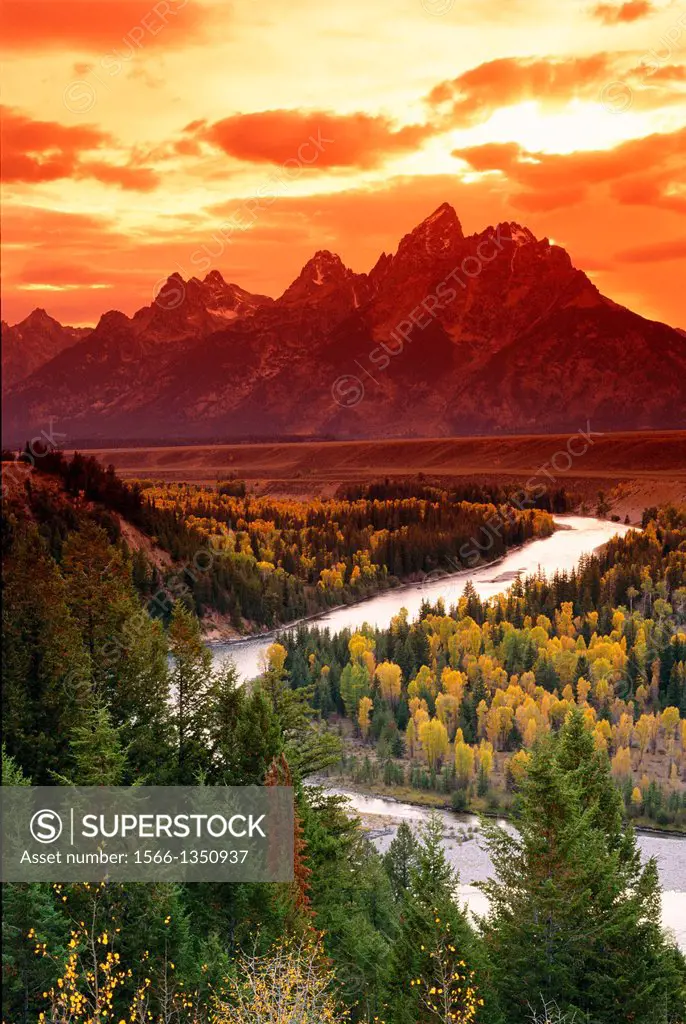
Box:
(3, 203, 685, 442)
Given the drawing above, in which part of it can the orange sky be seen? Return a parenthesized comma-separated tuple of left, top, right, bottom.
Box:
(1, 0, 685, 327)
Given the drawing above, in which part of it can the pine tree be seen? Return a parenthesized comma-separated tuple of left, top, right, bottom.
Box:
(209, 678, 282, 786)
(386, 813, 489, 1024)
(54, 698, 127, 785)
(168, 603, 213, 782)
(1, 748, 69, 1024)
(257, 646, 341, 780)
(2, 529, 90, 781)
(60, 521, 134, 687)
(383, 821, 418, 900)
(60, 523, 173, 778)
(480, 710, 686, 1022)
(300, 791, 397, 1019)
(111, 612, 173, 782)
(205, 658, 245, 776)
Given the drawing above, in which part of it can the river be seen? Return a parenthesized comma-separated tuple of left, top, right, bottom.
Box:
(210, 514, 685, 948)
(209, 515, 634, 680)
(316, 785, 686, 950)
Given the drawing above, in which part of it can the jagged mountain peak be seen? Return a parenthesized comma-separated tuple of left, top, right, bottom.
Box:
(394, 202, 465, 265)
(499, 221, 536, 242)
(495, 221, 537, 245)
(306, 250, 350, 279)
(408, 201, 462, 238)
(23, 307, 54, 323)
(10, 307, 68, 332)
(4, 200, 685, 440)
(204, 269, 226, 286)
(424, 201, 462, 229)
(200, 272, 272, 310)
(279, 249, 355, 304)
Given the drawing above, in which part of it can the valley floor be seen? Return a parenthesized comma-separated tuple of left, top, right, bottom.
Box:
(78, 429, 686, 521)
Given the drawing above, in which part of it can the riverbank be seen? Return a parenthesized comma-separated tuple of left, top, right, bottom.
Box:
(203, 529, 554, 645)
(313, 773, 686, 838)
(207, 516, 635, 681)
(309, 781, 686, 949)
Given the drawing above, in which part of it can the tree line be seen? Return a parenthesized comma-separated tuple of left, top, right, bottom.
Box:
(22, 450, 553, 629)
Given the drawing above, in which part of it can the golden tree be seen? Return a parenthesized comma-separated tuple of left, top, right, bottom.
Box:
(213, 936, 348, 1024)
(34, 923, 205, 1024)
(358, 696, 373, 740)
(476, 739, 494, 782)
(435, 693, 460, 741)
(409, 919, 482, 1024)
(661, 706, 680, 744)
(633, 713, 655, 761)
(440, 667, 466, 702)
(375, 661, 403, 705)
(506, 749, 530, 788)
(611, 746, 632, 780)
(454, 732, 475, 788)
(261, 643, 287, 677)
(419, 718, 449, 770)
(406, 717, 417, 759)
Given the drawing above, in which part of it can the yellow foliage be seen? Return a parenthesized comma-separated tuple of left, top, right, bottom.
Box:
(375, 661, 403, 704)
(214, 936, 348, 1024)
(454, 737, 475, 785)
(441, 667, 467, 700)
(358, 696, 373, 740)
(419, 717, 450, 770)
(507, 749, 531, 786)
(477, 739, 494, 778)
(349, 632, 374, 662)
(264, 643, 287, 677)
(435, 692, 460, 741)
(611, 746, 632, 779)
(661, 706, 680, 738)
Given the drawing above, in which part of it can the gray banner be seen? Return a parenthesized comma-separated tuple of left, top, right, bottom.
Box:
(0, 786, 294, 882)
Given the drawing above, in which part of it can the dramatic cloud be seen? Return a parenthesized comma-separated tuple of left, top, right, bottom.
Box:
(192, 110, 432, 169)
(1, 207, 121, 248)
(0, 0, 212, 52)
(1, 108, 107, 182)
(426, 50, 686, 126)
(591, 1, 655, 24)
(1, 107, 159, 190)
(453, 127, 686, 214)
(2, 0, 684, 328)
(427, 55, 614, 124)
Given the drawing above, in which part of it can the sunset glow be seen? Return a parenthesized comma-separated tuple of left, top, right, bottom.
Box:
(2, 0, 685, 326)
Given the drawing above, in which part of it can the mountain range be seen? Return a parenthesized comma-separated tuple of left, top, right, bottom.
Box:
(3, 202, 685, 443)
